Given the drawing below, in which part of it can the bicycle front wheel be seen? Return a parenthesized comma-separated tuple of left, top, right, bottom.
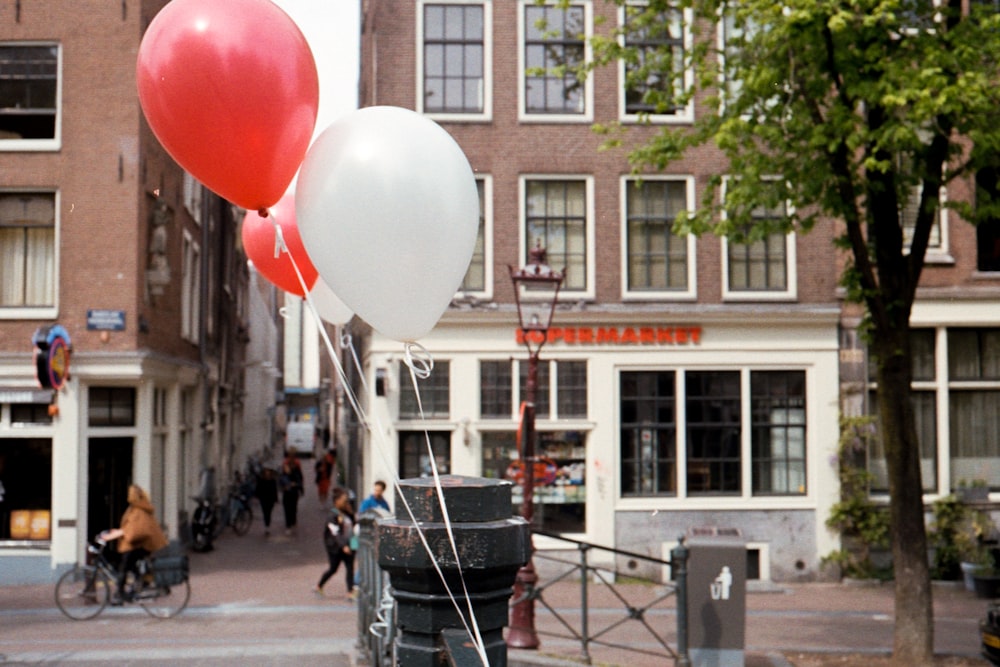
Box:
(139, 578, 191, 619)
(232, 506, 252, 536)
(55, 565, 111, 620)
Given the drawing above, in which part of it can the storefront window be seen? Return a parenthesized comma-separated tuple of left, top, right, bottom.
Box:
(481, 361, 512, 418)
(620, 368, 808, 498)
(0, 438, 52, 541)
(686, 371, 742, 494)
(750, 371, 806, 495)
(620, 371, 677, 496)
(481, 430, 586, 534)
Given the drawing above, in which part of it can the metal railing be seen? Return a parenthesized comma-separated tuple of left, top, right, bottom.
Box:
(355, 514, 690, 666)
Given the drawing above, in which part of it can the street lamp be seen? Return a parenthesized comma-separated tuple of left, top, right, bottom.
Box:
(507, 243, 563, 649)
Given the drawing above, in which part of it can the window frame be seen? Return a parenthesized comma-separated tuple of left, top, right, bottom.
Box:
(517, 0, 593, 123)
(620, 175, 697, 300)
(617, 367, 810, 500)
(720, 178, 798, 301)
(479, 358, 588, 421)
(519, 175, 595, 299)
(181, 229, 201, 343)
(458, 175, 493, 298)
(617, 1, 694, 124)
(417, 0, 492, 121)
(0, 189, 59, 319)
(0, 42, 61, 151)
(398, 359, 452, 419)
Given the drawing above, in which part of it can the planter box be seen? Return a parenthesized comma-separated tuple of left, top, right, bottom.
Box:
(973, 573, 1000, 599)
(963, 561, 990, 592)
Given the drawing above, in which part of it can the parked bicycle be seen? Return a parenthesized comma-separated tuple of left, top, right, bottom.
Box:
(212, 478, 254, 538)
(54, 536, 190, 620)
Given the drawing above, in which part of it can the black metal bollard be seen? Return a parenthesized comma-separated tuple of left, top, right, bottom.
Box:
(377, 475, 531, 666)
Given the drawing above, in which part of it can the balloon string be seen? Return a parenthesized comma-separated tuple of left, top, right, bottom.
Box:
(266, 208, 488, 665)
(404, 342, 433, 379)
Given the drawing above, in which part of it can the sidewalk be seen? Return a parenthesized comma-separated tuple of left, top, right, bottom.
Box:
(1, 481, 992, 666)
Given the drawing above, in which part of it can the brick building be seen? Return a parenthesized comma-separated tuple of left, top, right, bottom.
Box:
(352, 0, 856, 583)
(0, 1, 269, 583)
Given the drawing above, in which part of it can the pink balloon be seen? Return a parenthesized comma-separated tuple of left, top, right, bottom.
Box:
(242, 193, 318, 297)
(137, 0, 319, 212)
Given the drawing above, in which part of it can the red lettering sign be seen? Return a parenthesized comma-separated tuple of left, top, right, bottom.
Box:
(515, 326, 702, 346)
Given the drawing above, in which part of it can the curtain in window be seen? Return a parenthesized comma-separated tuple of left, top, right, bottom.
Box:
(0, 228, 24, 305)
(25, 227, 54, 305)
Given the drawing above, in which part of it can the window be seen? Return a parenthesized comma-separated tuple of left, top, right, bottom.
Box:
(750, 371, 806, 495)
(976, 167, 1000, 272)
(0, 192, 55, 310)
(524, 178, 590, 292)
(686, 371, 741, 494)
(481, 359, 587, 420)
(620, 368, 809, 498)
(620, 371, 677, 496)
(864, 328, 1000, 494)
(181, 231, 200, 343)
(556, 361, 588, 418)
(88, 387, 136, 427)
(183, 174, 202, 225)
(521, 1, 589, 118)
(460, 178, 489, 294)
(900, 182, 945, 256)
(11, 402, 52, 425)
(723, 186, 795, 299)
(0, 438, 52, 540)
(399, 361, 451, 419)
(621, 2, 691, 121)
(949, 329, 1000, 490)
(399, 430, 451, 479)
(0, 44, 59, 147)
(481, 429, 587, 533)
(421, 2, 488, 116)
(624, 178, 693, 295)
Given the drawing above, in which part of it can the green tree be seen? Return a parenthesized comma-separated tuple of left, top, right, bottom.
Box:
(575, 1, 1000, 665)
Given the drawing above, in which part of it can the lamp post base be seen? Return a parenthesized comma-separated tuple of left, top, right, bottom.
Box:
(507, 561, 539, 649)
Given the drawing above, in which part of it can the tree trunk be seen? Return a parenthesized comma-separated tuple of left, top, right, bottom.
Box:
(872, 327, 934, 667)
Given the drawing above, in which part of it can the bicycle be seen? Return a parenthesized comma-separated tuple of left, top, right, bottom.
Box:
(54, 536, 190, 620)
(212, 481, 254, 538)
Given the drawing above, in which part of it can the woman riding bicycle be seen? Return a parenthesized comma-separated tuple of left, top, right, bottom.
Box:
(100, 484, 167, 603)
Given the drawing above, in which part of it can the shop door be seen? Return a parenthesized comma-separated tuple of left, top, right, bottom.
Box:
(87, 437, 133, 538)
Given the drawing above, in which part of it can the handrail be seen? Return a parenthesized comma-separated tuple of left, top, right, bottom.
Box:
(356, 513, 689, 666)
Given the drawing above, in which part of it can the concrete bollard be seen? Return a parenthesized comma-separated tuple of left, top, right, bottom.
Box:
(377, 475, 531, 666)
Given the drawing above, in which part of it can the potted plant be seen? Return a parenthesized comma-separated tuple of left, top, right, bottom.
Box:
(957, 478, 991, 503)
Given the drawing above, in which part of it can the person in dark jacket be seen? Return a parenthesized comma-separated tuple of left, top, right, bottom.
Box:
(279, 449, 304, 536)
(255, 467, 279, 537)
(314, 488, 356, 598)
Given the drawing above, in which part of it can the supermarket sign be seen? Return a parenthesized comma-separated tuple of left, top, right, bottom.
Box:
(516, 325, 702, 346)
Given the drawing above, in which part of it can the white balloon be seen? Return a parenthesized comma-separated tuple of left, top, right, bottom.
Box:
(296, 106, 479, 342)
(308, 278, 354, 325)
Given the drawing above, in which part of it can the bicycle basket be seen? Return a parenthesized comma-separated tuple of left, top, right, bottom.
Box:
(152, 554, 189, 587)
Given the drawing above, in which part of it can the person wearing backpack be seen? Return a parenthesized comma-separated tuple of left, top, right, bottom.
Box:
(314, 487, 356, 599)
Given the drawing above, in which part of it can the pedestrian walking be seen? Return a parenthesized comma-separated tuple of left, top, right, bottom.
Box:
(315, 488, 356, 599)
(314, 448, 336, 507)
(255, 466, 279, 536)
(279, 448, 304, 535)
(358, 479, 391, 514)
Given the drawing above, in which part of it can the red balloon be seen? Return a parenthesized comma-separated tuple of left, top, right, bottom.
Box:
(137, 0, 319, 211)
(242, 193, 318, 296)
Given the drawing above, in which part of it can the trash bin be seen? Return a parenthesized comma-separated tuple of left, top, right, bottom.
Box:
(686, 528, 746, 667)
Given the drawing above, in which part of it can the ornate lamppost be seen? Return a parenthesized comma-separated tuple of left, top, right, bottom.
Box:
(507, 243, 563, 649)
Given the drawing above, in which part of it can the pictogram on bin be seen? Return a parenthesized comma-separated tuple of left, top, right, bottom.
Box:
(686, 527, 746, 667)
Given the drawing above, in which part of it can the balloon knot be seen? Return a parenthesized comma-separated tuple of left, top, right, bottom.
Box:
(258, 207, 269, 218)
